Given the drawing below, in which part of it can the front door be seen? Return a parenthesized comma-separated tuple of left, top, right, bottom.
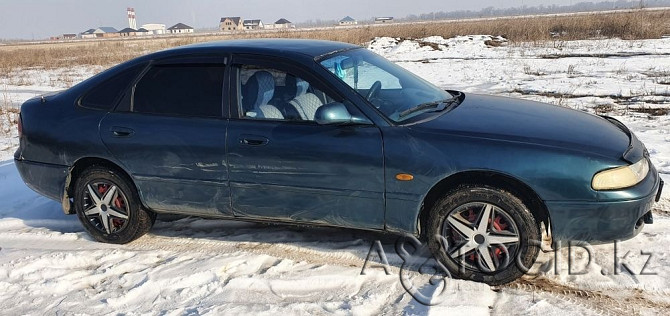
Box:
(226, 59, 385, 229)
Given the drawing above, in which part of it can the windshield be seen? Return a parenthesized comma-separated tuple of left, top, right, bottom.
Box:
(319, 48, 455, 122)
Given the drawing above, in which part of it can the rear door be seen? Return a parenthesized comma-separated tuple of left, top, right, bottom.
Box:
(226, 56, 386, 229)
(99, 55, 233, 216)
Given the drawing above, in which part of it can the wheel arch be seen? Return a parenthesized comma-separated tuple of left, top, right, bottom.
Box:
(418, 170, 551, 239)
(62, 157, 139, 214)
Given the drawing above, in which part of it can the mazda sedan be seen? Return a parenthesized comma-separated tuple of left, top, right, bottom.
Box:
(15, 39, 662, 284)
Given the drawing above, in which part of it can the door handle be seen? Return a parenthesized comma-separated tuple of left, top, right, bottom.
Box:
(110, 126, 135, 138)
(239, 135, 269, 146)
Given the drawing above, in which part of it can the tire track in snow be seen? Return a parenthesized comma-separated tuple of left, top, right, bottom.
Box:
(4, 229, 668, 314)
(127, 234, 385, 271)
(0, 229, 385, 273)
(498, 278, 670, 315)
(23, 228, 667, 315)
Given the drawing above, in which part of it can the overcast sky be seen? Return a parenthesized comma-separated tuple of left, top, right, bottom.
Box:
(0, 0, 579, 39)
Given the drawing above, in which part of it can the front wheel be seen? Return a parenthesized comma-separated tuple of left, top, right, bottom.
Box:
(74, 166, 155, 244)
(427, 185, 540, 285)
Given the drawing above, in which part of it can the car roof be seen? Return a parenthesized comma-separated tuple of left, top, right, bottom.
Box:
(148, 39, 361, 60)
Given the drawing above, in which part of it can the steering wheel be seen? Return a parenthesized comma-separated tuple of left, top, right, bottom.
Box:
(366, 81, 382, 101)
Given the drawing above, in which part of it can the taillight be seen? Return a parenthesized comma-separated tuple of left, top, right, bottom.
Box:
(18, 114, 22, 137)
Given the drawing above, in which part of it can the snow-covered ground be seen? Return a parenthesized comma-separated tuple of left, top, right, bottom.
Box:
(1, 36, 669, 315)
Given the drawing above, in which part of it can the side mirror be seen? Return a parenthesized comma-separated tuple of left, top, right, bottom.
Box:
(314, 102, 372, 126)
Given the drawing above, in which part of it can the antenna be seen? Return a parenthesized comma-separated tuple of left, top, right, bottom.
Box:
(127, 7, 137, 29)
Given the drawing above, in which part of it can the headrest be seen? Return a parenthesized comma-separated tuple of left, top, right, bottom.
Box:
(250, 71, 275, 108)
(295, 78, 309, 97)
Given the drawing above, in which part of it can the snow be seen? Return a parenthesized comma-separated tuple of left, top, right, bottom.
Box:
(1, 35, 670, 314)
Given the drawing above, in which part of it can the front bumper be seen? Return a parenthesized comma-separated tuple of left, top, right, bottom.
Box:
(546, 171, 662, 243)
(14, 158, 68, 202)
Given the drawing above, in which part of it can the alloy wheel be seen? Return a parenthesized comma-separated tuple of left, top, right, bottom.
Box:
(81, 180, 130, 234)
(441, 202, 521, 272)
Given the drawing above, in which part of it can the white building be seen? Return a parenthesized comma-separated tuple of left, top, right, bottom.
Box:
(136, 28, 150, 36)
(339, 16, 357, 26)
(374, 17, 394, 23)
(141, 24, 166, 35)
(243, 19, 264, 30)
(80, 29, 96, 39)
(167, 23, 194, 34)
(273, 18, 294, 29)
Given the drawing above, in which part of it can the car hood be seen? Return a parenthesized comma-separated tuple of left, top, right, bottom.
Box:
(413, 94, 630, 159)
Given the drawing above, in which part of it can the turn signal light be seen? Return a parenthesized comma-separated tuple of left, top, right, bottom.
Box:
(395, 173, 414, 181)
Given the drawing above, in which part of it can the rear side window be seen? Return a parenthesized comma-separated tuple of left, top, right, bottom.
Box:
(80, 64, 145, 110)
(133, 64, 224, 117)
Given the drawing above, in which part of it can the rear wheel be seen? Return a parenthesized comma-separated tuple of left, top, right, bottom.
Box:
(427, 185, 540, 285)
(74, 166, 155, 244)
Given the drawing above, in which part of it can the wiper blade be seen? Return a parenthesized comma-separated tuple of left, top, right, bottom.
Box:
(398, 96, 458, 118)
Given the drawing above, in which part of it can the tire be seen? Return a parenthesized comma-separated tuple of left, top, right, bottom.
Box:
(74, 166, 155, 244)
(426, 185, 540, 285)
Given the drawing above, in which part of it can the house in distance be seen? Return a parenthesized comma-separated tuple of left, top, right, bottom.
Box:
(220, 17, 243, 31)
(220, 16, 293, 31)
(118, 28, 138, 37)
(243, 19, 264, 30)
(80, 27, 119, 39)
(274, 18, 294, 29)
(339, 16, 357, 26)
(168, 23, 194, 34)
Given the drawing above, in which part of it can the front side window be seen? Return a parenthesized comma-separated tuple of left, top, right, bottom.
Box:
(237, 65, 336, 121)
(320, 48, 456, 123)
(133, 64, 224, 117)
(331, 58, 401, 90)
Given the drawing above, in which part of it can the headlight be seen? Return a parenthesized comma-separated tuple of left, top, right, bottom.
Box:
(592, 158, 649, 190)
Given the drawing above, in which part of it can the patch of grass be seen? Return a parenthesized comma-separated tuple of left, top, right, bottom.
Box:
(484, 39, 507, 47)
(416, 40, 441, 50)
(0, 89, 19, 137)
(594, 104, 614, 114)
(522, 66, 546, 76)
(8, 76, 33, 86)
(632, 107, 670, 116)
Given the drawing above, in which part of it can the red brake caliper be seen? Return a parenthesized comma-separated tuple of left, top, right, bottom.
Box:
(493, 216, 508, 231)
(467, 209, 477, 222)
(114, 196, 124, 208)
(112, 195, 125, 228)
(98, 183, 125, 228)
(493, 216, 509, 259)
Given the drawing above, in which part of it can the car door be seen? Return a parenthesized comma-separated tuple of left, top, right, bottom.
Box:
(99, 55, 233, 217)
(226, 56, 385, 230)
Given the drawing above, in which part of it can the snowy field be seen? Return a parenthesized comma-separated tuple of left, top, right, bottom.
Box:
(1, 36, 670, 315)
